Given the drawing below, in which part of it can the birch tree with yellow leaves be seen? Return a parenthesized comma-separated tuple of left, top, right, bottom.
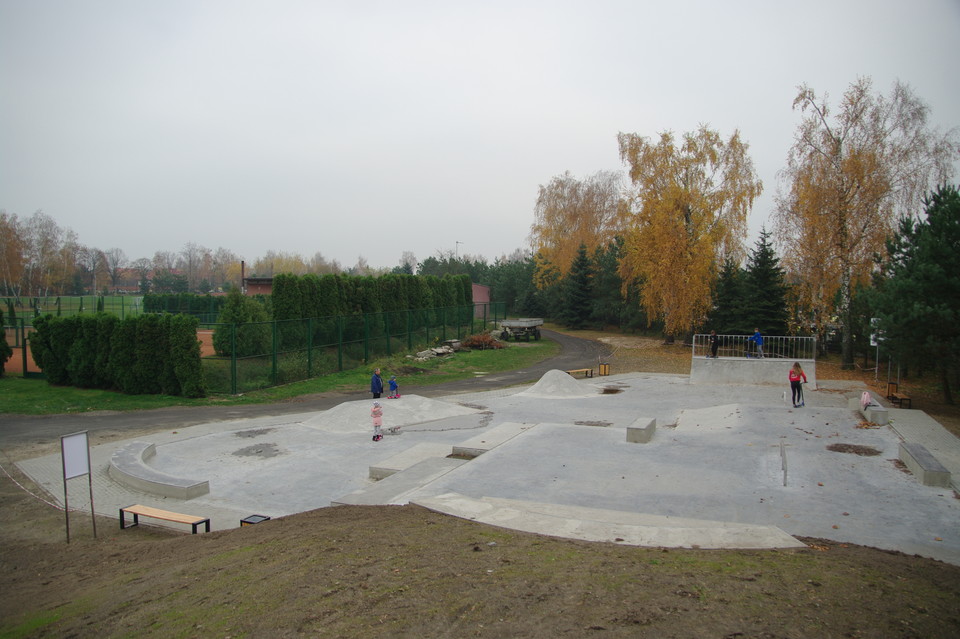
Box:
(617, 126, 762, 338)
(529, 170, 622, 289)
(773, 78, 958, 368)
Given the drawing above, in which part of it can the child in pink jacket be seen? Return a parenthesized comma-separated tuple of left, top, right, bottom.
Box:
(789, 362, 807, 407)
(371, 401, 383, 441)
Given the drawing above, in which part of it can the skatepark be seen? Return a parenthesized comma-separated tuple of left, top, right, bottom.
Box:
(14, 361, 960, 566)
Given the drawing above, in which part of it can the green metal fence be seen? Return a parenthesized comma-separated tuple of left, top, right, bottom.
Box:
(2, 301, 506, 392)
(200, 302, 505, 394)
(2, 295, 146, 324)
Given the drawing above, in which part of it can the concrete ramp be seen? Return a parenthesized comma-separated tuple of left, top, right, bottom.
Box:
(690, 357, 817, 388)
(518, 369, 601, 399)
(332, 457, 469, 506)
(303, 395, 482, 433)
(413, 493, 806, 550)
(369, 443, 454, 480)
(452, 421, 537, 458)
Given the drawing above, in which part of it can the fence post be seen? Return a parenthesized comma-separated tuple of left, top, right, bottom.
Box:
(363, 314, 370, 362)
(230, 323, 237, 395)
(20, 318, 28, 378)
(337, 315, 343, 371)
(271, 320, 278, 385)
(385, 312, 391, 356)
(406, 309, 412, 351)
(307, 318, 313, 378)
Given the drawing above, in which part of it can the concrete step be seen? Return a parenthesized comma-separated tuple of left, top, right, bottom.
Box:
(333, 457, 469, 506)
(369, 442, 454, 480)
(452, 421, 537, 458)
(412, 492, 806, 550)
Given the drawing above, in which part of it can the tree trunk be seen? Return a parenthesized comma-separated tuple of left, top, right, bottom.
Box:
(941, 364, 955, 405)
(840, 268, 855, 370)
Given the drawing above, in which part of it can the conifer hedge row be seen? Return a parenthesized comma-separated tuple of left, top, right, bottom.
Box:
(0, 308, 12, 376)
(30, 313, 205, 397)
(269, 273, 473, 323)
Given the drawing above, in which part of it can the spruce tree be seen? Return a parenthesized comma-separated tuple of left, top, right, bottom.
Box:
(743, 228, 788, 336)
(590, 240, 623, 328)
(867, 185, 960, 404)
(708, 258, 749, 334)
(557, 244, 593, 329)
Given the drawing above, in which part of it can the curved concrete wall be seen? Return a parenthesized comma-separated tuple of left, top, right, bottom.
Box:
(690, 357, 817, 388)
(108, 441, 210, 500)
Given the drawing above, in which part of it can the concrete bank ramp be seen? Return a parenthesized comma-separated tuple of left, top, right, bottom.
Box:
(676, 404, 743, 431)
(518, 369, 601, 399)
(303, 395, 483, 433)
(413, 493, 806, 550)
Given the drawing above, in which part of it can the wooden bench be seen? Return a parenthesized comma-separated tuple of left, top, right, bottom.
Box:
(565, 368, 594, 378)
(120, 504, 210, 534)
(890, 392, 912, 409)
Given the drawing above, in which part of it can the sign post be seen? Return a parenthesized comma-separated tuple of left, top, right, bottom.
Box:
(60, 431, 97, 543)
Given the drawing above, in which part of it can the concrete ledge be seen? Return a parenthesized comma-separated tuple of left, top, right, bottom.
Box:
(108, 442, 210, 500)
(900, 442, 951, 487)
(690, 357, 817, 387)
(626, 417, 656, 444)
(369, 443, 454, 480)
(452, 422, 536, 458)
(848, 394, 889, 425)
(335, 457, 469, 506)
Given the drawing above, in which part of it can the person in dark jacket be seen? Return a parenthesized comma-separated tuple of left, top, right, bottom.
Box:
(371, 368, 383, 399)
(709, 330, 719, 358)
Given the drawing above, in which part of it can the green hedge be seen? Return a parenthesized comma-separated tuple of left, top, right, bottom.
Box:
(30, 313, 205, 397)
(0, 308, 13, 376)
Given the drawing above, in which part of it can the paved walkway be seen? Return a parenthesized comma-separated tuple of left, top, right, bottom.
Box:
(14, 371, 960, 565)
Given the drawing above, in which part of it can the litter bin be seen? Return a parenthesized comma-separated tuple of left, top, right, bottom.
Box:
(599, 363, 610, 376)
(240, 515, 271, 526)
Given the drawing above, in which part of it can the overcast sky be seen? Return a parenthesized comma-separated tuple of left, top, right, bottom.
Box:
(2, 0, 958, 271)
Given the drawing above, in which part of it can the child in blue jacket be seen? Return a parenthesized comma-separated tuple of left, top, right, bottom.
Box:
(749, 329, 764, 358)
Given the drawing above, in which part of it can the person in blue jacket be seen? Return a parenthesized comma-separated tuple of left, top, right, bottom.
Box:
(749, 328, 764, 358)
(370, 367, 384, 399)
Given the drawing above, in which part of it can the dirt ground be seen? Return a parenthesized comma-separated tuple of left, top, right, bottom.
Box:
(2, 333, 960, 638)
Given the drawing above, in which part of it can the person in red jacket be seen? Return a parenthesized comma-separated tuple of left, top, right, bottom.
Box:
(789, 362, 807, 407)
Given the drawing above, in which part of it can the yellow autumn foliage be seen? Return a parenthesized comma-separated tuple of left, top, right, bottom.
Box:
(529, 170, 621, 287)
(617, 126, 762, 336)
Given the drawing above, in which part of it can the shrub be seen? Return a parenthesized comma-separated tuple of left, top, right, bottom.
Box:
(0, 308, 12, 376)
(30, 315, 77, 385)
(213, 290, 271, 357)
(109, 317, 138, 393)
(461, 333, 503, 350)
(169, 314, 205, 397)
(67, 315, 98, 387)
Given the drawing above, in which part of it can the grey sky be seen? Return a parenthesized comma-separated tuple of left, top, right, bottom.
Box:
(2, 0, 958, 270)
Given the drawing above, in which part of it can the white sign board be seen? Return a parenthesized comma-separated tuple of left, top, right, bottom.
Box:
(61, 431, 90, 479)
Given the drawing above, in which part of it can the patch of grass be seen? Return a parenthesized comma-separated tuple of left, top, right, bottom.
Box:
(0, 610, 62, 639)
(0, 339, 559, 415)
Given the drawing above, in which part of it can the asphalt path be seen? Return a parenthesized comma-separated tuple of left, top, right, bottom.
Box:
(0, 329, 610, 448)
